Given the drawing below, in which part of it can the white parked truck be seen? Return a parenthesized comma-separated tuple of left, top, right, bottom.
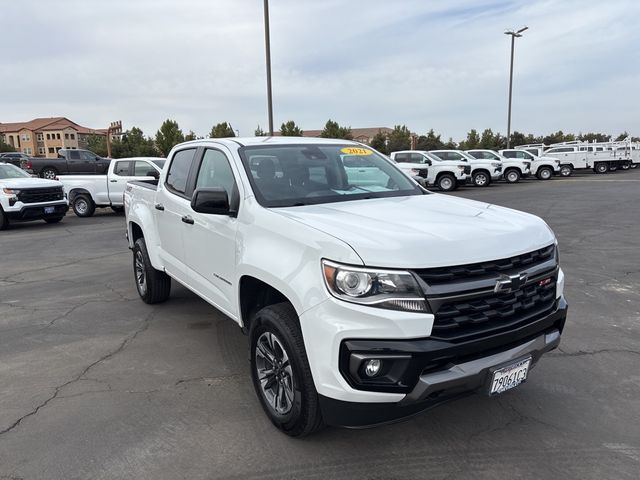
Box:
(499, 149, 560, 180)
(389, 150, 470, 191)
(0, 162, 68, 230)
(466, 149, 531, 183)
(59, 157, 165, 217)
(540, 140, 637, 175)
(429, 150, 502, 187)
(124, 137, 568, 436)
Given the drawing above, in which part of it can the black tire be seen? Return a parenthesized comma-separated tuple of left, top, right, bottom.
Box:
(436, 173, 456, 192)
(504, 168, 521, 183)
(630, 164, 638, 169)
(40, 167, 58, 180)
(44, 217, 64, 224)
(111, 206, 125, 213)
(536, 166, 553, 180)
(620, 162, 630, 170)
(609, 164, 618, 172)
(472, 170, 490, 187)
(249, 302, 324, 437)
(132, 237, 171, 304)
(72, 194, 96, 217)
(0, 209, 7, 231)
(559, 165, 573, 177)
(594, 162, 608, 174)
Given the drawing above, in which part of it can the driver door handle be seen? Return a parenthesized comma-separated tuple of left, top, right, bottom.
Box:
(154, 203, 164, 211)
(181, 215, 194, 225)
(110, 179, 118, 183)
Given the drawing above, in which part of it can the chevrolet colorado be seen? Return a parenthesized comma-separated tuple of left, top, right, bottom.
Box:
(124, 137, 568, 436)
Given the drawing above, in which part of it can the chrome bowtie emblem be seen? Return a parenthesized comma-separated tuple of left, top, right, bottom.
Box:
(494, 272, 528, 293)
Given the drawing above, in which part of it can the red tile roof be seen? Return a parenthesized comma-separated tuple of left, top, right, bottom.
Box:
(0, 117, 107, 135)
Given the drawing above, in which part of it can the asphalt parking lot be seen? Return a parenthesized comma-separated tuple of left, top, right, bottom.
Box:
(1, 171, 639, 479)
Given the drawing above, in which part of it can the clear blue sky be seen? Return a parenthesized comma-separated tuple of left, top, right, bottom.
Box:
(3, 0, 639, 140)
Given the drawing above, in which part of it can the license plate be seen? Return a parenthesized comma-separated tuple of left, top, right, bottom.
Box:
(489, 357, 531, 395)
(44, 206, 55, 214)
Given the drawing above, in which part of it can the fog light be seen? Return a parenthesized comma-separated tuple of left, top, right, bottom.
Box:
(364, 359, 382, 377)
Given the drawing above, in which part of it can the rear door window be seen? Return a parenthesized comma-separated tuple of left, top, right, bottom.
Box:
(166, 148, 197, 195)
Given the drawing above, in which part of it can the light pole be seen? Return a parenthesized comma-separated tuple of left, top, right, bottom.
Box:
(505, 26, 528, 149)
(263, 0, 274, 136)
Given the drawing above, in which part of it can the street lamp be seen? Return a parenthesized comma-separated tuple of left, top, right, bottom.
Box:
(505, 26, 528, 149)
(263, 0, 274, 136)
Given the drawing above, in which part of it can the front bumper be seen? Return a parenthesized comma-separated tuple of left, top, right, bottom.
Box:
(4, 202, 68, 222)
(319, 297, 567, 427)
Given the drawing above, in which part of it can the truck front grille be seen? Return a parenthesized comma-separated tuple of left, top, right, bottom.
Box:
(430, 275, 557, 341)
(413, 245, 558, 342)
(463, 165, 471, 174)
(17, 187, 64, 204)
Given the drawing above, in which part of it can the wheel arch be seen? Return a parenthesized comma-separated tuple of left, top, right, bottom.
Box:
(239, 276, 296, 332)
(68, 187, 91, 203)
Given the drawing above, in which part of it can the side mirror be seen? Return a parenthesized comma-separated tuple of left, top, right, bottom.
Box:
(191, 187, 233, 216)
(425, 160, 432, 166)
(146, 170, 159, 179)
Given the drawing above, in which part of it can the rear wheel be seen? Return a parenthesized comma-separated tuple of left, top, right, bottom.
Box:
(132, 237, 171, 304)
(436, 173, 456, 192)
(44, 217, 64, 224)
(594, 162, 608, 174)
(72, 194, 96, 217)
(249, 302, 324, 437)
(559, 165, 573, 177)
(504, 169, 521, 183)
(40, 167, 58, 180)
(620, 162, 630, 170)
(609, 164, 618, 172)
(536, 166, 553, 180)
(472, 171, 490, 187)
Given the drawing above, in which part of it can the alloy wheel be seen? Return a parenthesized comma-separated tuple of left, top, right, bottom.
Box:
(255, 331, 295, 415)
(134, 250, 147, 296)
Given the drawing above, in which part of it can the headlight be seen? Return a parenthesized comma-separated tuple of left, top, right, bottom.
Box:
(410, 168, 420, 175)
(555, 160, 561, 165)
(322, 260, 428, 312)
(491, 162, 501, 168)
(457, 165, 465, 170)
(2, 188, 20, 196)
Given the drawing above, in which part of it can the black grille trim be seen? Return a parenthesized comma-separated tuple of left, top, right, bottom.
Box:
(17, 187, 64, 204)
(463, 165, 471, 174)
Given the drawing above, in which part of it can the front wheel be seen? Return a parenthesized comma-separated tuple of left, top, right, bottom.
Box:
(472, 171, 490, 187)
(40, 167, 58, 180)
(504, 169, 521, 183)
(537, 166, 553, 180)
(132, 237, 171, 304)
(44, 217, 64, 224)
(594, 162, 608, 174)
(436, 173, 456, 191)
(250, 303, 324, 437)
(72, 194, 96, 217)
(559, 165, 573, 177)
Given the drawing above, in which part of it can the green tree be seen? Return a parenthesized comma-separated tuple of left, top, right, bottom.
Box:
(155, 119, 185, 156)
(110, 127, 158, 158)
(255, 125, 267, 136)
(86, 135, 108, 157)
(209, 122, 235, 138)
(543, 130, 575, 145)
(184, 130, 197, 141)
(579, 132, 610, 143)
(0, 137, 16, 152)
(370, 132, 388, 153)
(444, 137, 458, 149)
(320, 119, 353, 139)
(458, 129, 480, 150)
(386, 125, 412, 152)
(279, 120, 303, 136)
(415, 129, 444, 151)
(614, 132, 629, 142)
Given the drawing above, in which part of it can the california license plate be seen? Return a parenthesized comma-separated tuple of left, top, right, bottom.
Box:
(44, 206, 55, 214)
(489, 357, 531, 395)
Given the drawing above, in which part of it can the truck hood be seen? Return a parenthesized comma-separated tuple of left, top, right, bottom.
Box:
(276, 194, 555, 268)
(0, 177, 62, 189)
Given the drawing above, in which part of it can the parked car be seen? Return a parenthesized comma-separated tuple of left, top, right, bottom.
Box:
(0, 162, 68, 230)
(26, 148, 110, 179)
(430, 150, 502, 187)
(124, 137, 568, 436)
(59, 157, 165, 217)
(389, 150, 469, 191)
(499, 149, 561, 180)
(466, 149, 531, 183)
(0, 152, 34, 171)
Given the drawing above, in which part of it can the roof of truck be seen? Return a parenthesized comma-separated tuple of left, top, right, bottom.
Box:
(178, 137, 363, 148)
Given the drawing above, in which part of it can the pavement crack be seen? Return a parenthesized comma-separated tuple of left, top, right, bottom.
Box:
(548, 348, 640, 358)
(0, 310, 155, 436)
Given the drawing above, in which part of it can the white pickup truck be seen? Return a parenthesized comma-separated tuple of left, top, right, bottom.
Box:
(499, 149, 561, 180)
(430, 150, 503, 187)
(59, 157, 165, 217)
(389, 150, 470, 191)
(0, 162, 68, 230)
(466, 149, 531, 183)
(124, 137, 568, 436)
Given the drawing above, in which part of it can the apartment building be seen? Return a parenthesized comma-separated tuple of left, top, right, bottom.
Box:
(0, 117, 122, 158)
(300, 127, 393, 144)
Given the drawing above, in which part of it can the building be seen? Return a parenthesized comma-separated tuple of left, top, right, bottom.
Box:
(0, 117, 122, 158)
(298, 127, 393, 144)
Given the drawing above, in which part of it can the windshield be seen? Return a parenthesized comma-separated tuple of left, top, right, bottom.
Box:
(239, 144, 424, 207)
(0, 164, 30, 179)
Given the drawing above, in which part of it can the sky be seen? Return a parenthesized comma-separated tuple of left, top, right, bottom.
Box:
(2, 0, 639, 141)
